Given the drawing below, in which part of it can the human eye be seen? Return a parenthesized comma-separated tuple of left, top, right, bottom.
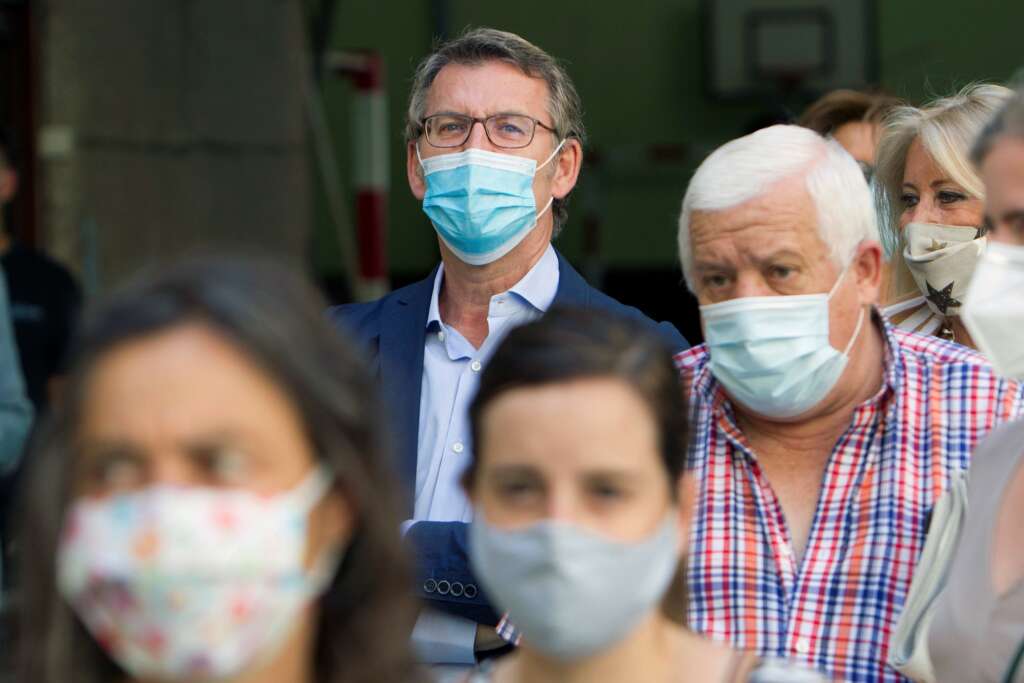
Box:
(900, 192, 919, 208)
(701, 272, 730, 290)
(767, 263, 796, 281)
(586, 478, 633, 510)
(938, 189, 968, 204)
(191, 443, 249, 486)
(489, 116, 531, 142)
(78, 448, 147, 494)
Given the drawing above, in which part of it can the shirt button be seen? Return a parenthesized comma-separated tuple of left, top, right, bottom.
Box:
(470, 360, 482, 373)
(452, 442, 465, 454)
(795, 638, 811, 655)
(437, 331, 445, 342)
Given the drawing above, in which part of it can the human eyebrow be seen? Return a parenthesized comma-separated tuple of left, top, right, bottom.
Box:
(999, 209, 1024, 225)
(752, 249, 807, 266)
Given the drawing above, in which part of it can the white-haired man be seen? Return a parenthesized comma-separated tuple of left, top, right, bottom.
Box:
(675, 125, 1024, 682)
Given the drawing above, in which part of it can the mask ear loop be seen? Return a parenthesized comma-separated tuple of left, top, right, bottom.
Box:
(536, 138, 567, 172)
(827, 253, 868, 357)
(532, 139, 567, 221)
(842, 306, 867, 357)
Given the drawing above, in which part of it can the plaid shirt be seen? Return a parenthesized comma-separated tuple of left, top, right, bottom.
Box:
(678, 316, 1024, 682)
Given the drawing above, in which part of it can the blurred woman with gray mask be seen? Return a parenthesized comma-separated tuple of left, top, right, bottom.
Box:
(460, 307, 828, 683)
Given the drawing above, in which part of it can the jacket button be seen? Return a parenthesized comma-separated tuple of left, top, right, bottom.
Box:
(464, 583, 478, 599)
(451, 581, 465, 597)
(423, 579, 437, 594)
(437, 580, 451, 595)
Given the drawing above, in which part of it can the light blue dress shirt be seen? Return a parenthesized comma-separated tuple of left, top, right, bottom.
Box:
(410, 245, 559, 665)
(0, 271, 31, 475)
(0, 270, 33, 606)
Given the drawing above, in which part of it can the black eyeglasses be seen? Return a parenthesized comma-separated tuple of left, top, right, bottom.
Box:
(420, 113, 558, 149)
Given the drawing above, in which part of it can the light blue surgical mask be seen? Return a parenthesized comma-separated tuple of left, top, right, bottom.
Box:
(700, 265, 866, 419)
(417, 141, 564, 266)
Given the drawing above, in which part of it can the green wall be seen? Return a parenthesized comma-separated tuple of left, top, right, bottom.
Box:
(314, 0, 1024, 279)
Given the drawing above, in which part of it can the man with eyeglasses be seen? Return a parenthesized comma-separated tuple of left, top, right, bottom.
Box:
(330, 27, 687, 669)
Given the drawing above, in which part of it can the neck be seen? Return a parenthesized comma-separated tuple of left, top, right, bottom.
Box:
(506, 614, 736, 683)
(735, 311, 886, 456)
(438, 228, 551, 348)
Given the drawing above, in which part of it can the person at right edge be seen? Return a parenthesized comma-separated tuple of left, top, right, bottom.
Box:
(927, 88, 1024, 683)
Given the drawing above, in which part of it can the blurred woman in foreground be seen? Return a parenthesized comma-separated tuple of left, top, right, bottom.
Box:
(462, 307, 827, 683)
(14, 257, 422, 683)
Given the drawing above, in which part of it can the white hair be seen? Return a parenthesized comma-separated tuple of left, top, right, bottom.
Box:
(677, 124, 879, 293)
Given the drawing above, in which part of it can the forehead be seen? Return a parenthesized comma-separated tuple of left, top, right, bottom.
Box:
(478, 377, 661, 473)
(689, 177, 826, 260)
(425, 60, 550, 119)
(903, 137, 947, 182)
(80, 324, 298, 439)
(982, 137, 1024, 192)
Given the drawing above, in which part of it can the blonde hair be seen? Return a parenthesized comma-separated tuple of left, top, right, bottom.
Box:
(874, 83, 1014, 302)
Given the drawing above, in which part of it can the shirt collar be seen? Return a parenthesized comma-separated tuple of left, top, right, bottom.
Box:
(426, 244, 559, 329)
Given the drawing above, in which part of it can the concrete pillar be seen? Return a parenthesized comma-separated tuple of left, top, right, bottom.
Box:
(36, 0, 310, 293)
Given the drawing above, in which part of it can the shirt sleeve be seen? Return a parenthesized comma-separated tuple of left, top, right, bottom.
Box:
(411, 607, 478, 665)
(0, 272, 32, 475)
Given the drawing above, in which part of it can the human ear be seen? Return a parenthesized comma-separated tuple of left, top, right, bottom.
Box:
(852, 240, 883, 306)
(549, 138, 582, 200)
(407, 141, 426, 200)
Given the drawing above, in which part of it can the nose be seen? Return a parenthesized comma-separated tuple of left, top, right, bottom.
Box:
(732, 273, 774, 299)
(465, 119, 494, 151)
(903, 199, 941, 227)
(149, 455, 200, 488)
(543, 490, 578, 525)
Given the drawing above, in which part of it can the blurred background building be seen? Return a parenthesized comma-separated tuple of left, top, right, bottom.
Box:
(0, 0, 1022, 343)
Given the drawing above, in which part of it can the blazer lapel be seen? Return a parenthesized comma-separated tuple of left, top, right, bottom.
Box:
(553, 250, 595, 307)
(378, 267, 436, 509)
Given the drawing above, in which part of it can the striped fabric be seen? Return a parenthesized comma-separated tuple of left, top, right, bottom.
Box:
(677, 315, 1024, 682)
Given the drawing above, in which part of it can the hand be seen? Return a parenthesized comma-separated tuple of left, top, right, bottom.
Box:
(474, 624, 507, 653)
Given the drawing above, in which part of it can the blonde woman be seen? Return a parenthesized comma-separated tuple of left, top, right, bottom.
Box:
(875, 83, 1013, 347)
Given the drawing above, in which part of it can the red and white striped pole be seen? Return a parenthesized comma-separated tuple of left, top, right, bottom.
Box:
(327, 51, 390, 301)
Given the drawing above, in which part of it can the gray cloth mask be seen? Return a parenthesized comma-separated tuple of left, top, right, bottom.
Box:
(469, 511, 680, 661)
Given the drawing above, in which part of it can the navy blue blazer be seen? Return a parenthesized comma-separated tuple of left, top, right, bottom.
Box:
(328, 250, 688, 625)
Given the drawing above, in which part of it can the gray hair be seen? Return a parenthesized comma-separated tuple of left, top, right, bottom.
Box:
(677, 125, 878, 293)
(406, 27, 586, 234)
(971, 87, 1024, 166)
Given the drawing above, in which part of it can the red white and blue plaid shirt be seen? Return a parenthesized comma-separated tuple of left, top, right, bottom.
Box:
(677, 316, 1024, 682)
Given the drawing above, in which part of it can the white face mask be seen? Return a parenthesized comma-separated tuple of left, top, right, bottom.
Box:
(700, 264, 866, 419)
(469, 512, 679, 661)
(961, 241, 1024, 379)
(57, 467, 340, 680)
(902, 222, 986, 316)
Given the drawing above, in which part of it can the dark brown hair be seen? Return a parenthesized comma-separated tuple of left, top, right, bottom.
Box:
(798, 88, 903, 136)
(13, 256, 423, 683)
(466, 307, 690, 493)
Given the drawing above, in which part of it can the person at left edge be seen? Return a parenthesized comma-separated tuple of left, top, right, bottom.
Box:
(329, 27, 688, 666)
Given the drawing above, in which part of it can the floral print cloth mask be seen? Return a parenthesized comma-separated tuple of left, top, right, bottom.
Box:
(57, 466, 339, 680)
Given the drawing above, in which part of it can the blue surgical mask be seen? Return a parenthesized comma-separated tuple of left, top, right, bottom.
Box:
(417, 141, 564, 266)
(700, 266, 866, 419)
